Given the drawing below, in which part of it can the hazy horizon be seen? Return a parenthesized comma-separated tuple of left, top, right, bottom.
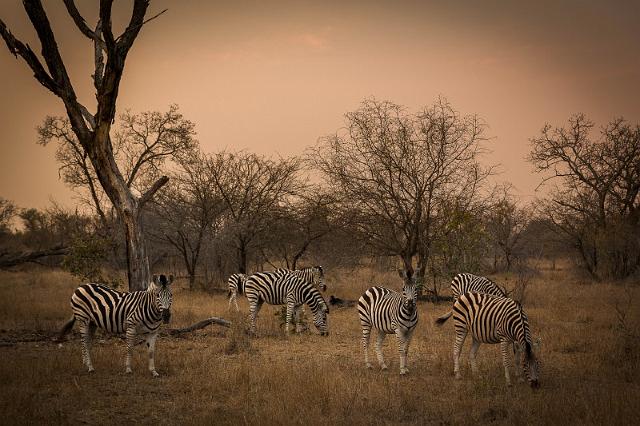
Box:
(1, 0, 639, 209)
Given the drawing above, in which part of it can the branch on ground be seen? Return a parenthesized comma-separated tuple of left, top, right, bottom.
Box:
(0, 245, 69, 268)
(163, 317, 231, 336)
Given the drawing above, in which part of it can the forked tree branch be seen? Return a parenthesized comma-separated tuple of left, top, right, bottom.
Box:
(139, 175, 170, 207)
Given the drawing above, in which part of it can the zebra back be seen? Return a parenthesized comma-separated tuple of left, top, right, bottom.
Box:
(276, 266, 326, 291)
(451, 273, 506, 300)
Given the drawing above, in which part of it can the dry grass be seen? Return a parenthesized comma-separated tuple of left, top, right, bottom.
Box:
(0, 264, 639, 425)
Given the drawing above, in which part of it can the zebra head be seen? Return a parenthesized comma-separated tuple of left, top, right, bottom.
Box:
(398, 269, 418, 312)
(313, 266, 326, 292)
(312, 300, 330, 336)
(151, 274, 174, 323)
(523, 341, 541, 388)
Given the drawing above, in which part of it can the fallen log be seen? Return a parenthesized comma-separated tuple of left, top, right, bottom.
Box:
(0, 245, 68, 268)
(163, 317, 231, 336)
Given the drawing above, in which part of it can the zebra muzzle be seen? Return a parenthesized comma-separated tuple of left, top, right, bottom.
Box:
(162, 310, 171, 323)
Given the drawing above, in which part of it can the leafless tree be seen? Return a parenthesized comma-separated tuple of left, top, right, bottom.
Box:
(261, 187, 335, 269)
(310, 98, 492, 278)
(37, 105, 196, 229)
(485, 184, 531, 271)
(1, 0, 169, 290)
(149, 152, 226, 289)
(529, 114, 640, 278)
(205, 151, 303, 273)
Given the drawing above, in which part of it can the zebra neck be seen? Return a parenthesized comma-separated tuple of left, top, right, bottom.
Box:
(143, 291, 162, 320)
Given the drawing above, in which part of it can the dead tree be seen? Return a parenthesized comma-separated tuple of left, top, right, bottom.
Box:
(0, 1, 169, 290)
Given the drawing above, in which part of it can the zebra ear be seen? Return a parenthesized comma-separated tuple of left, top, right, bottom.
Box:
(153, 274, 161, 285)
(167, 275, 174, 285)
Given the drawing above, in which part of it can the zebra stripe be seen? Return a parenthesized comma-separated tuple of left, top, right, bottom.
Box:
(60, 274, 173, 377)
(437, 292, 540, 387)
(358, 269, 418, 375)
(451, 273, 506, 299)
(245, 269, 329, 335)
(436, 273, 506, 323)
(275, 266, 326, 292)
(227, 273, 248, 311)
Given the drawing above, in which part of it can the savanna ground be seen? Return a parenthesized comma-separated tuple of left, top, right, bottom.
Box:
(1, 263, 639, 425)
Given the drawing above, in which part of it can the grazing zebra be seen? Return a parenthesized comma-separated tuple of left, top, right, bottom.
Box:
(245, 269, 329, 335)
(358, 269, 419, 375)
(58, 274, 173, 377)
(436, 292, 540, 387)
(435, 273, 506, 324)
(227, 273, 248, 311)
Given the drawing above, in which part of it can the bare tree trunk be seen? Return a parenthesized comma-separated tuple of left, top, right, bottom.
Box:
(122, 210, 150, 291)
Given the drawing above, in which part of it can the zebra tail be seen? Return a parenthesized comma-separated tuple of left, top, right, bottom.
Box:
(435, 311, 452, 326)
(56, 317, 76, 342)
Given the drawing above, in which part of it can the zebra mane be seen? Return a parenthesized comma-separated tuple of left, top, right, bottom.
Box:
(516, 302, 534, 360)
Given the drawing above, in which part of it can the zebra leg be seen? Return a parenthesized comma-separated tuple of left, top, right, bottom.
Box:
(294, 305, 303, 333)
(285, 299, 295, 334)
(361, 323, 373, 369)
(500, 340, 513, 386)
(469, 338, 481, 376)
(375, 330, 388, 370)
(146, 333, 159, 377)
(228, 291, 236, 311)
(125, 325, 136, 374)
(248, 298, 263, 335)
(513, 343, 524, 382)
(453, 327, 468, 380)
(396, 329, 410, 375)
(79, 320, 95, 372)
(233, 293, 240, 312)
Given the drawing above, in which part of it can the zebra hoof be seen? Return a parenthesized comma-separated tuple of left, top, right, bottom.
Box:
(151, 370, 159, 378)
(87, 367, 95, 373)
(366, 363, 373, 369)
(455, 373, 462, 380)
(125, 368, 133, 375)
(380, 364, 388, 371)
(400, 368, 409, 375)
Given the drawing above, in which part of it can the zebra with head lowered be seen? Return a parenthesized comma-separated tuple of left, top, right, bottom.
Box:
(227, 273, 248, 311)
(245, 267, 329, 335)
(227, 266, 326, 312)
(435, 272, 507, 324)
(436, 292, 540, 387)
(358, 269, 419, 375)
(58, 274, 174, 377)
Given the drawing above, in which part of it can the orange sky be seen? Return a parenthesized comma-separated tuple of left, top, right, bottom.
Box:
(1, 0, 639, 209)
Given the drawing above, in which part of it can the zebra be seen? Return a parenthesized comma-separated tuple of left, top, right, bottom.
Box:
(227, 266, 325, 312)
(227, 273, 248, 311)
(358, 269, 419, 375)
(58, 274, 173, 377)
(435, 292, 540, 387)
(435, 272, 506, 324)
(244, 269, 329, 335)
(276, 266, 327, 292)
